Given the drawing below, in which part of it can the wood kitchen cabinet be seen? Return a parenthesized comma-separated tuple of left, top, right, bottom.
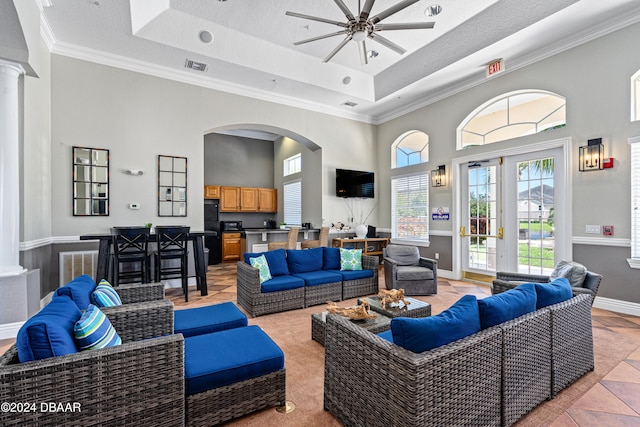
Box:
(257, 188, 277, 212)
(240, 187, 259, 211)
(204, 185, 220, 199)
(219, 186, 240, 212)
(222, 232, 242, 262)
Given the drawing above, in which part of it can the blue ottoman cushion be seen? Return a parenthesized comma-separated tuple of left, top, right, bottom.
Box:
(291, 271, 342, 287)
(261, 275, 305, 293)
(184, 325, 285, 395)
(53, 274, 96, 310)
(175, 302, 248, 338)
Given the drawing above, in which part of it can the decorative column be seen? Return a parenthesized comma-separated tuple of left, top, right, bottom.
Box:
(0, 59, 26, 278)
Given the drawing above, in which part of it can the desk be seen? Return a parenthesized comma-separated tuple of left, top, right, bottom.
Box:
(331, 237, 389, 260)
(79, 231, 216, 296)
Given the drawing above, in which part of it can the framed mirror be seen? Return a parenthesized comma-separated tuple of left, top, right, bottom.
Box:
(73, 146, 109, 216)
(158, 155, 187, 217)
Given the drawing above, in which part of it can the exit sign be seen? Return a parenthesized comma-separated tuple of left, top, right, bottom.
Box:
(486, 59, 504, 77)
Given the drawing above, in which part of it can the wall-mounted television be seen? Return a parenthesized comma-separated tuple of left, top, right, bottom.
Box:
(336, 168, 374, 198)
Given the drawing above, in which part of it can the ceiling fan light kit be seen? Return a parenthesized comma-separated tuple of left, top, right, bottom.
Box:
(286, 0, 435, 65)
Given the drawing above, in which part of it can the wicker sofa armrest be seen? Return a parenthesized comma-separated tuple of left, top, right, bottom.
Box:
(324, 314, 502, 427)
(0, 334, 185, 427)
(495, 271, 550, 282)
(236, 261, 262, 294)
(102, 299, 175, 342)
(116, 281, 165, 304)
(361, 255, 379, 273)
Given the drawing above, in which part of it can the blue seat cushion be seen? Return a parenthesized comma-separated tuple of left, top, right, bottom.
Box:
(534, 277, 573, 309)
(377, 329, 393, 343)
(17, 296, 82, 362)
(244, 249, 289, 277)
(291, 271, 342, 287)
(391, 295, 481, 353)
(327, 269, 374, 281)
(286, 248, 323, 273)
(323, 247, 341, 271)
(478, 283, 537, 329)
(175, 302, 248, 338)
(53, 274, 96, 310)
(261, 275, 305, 293)
(184, 325, 284, 395)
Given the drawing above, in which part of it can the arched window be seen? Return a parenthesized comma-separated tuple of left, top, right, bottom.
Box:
(392, 130, 429, 168)
(632, 70, 640, 122)
(457, 90, 566, 150)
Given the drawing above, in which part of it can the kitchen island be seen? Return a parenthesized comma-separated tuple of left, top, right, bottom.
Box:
(243, 228, 320, 253)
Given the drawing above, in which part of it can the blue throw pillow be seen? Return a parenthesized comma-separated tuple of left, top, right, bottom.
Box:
(243, 249, 289, 276)
(53, 274, 96, 310)
(391, 295, 481, 353)
(286, 248, 323, 273)
(17, 295, 82, 362)
(340, 248, 362, 271)
(90, 279, 122, 307)
(534, 277, 572, 308)
(323, 247, 341, 270)
(74, 304, 122, 351)
(478, 283, 537, 329)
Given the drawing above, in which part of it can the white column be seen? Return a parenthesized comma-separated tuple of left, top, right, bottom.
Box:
(0, 60, 26, 277)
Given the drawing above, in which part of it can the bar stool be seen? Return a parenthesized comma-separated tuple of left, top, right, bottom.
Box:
(111, 226, 151, 286)
(155, 226, 191, 301)
(267, 227, 299, 251)
(301, 226, 330, 249)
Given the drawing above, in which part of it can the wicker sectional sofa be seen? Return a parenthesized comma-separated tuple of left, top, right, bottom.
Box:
(237, 247, 379, 317)
(324, 282, 594, 427)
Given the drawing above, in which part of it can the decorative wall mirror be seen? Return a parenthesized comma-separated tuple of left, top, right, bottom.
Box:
(158, 155, 187, 217)
(73, 146, 109, 216)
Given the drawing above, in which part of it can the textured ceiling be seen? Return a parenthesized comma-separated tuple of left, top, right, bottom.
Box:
(41, 0, 640, 123)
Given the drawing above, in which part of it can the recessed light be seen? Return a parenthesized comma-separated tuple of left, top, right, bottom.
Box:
(199, 30, 213, 44)
(342, 76, 352, 85)
(425, 4, 442, 17)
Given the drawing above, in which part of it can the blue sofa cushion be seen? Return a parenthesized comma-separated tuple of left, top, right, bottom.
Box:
(74, 304, 121, 351)
(261, 275, 305, 293)
(478, 283, 537, 329)
(90, 279, 122, 307)
(323, 247, 341, 271)
(377, 329, 393, 343)
(291, 271, 342, 287)
(244, 249, 289, 277)
(53, 274, 96, 310)
(328, 269, 374, 281)
(287, 248, 323, 273)
(174, 302, 248, 338)
(184, 325, 285, 395)
(17, 296, 82, 362)
(391, 295, 481, 353)
(534, 277, 573, 309)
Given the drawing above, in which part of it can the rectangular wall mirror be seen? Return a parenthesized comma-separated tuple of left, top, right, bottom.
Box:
(158, 155, 187, 217)
(73, 146, 109, 216)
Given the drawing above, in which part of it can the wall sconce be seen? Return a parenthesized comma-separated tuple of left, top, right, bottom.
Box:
(431, 165, 446, 187)
(579, 138, 604, 171)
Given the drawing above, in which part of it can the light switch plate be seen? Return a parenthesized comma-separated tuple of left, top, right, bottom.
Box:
(585, 225, 600, 234)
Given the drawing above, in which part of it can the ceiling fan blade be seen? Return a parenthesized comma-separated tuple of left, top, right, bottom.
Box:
(293, 30, 349, 46)
(359, 0, 376, 21)
(369, 0, 421, 24)
(374, 22, 435, 31)
(323, 35, 353, 63)
(333, 0, 356, 23)
(285, 11, 348, 27)
(369, 33, 406, 55)
(358, 39, 368, 65)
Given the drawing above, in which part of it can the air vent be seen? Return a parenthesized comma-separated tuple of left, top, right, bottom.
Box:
(342, 101, 358, 107)
(185, 59, 208, 72)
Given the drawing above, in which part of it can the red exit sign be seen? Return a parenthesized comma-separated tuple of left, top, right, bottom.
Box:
(486, 59, 504, 77)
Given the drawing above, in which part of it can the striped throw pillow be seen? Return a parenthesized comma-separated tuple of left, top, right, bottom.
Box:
(90, 279, 122, 307)
(74, 304, 121, 351)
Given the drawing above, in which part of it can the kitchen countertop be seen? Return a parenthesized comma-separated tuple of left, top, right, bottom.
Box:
(243, 228, 319, 234)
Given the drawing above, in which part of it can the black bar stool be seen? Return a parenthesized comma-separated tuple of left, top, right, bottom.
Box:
(111, 226, 151, 286)
(155, 226, 191, 301)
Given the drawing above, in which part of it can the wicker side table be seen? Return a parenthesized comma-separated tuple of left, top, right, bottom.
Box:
(311, 311, 391, 346)
(359, 296, 432, 319)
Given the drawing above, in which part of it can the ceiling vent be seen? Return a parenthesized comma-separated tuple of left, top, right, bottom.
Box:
(185, 59, 208, 72)
(342, 101, 358, 108)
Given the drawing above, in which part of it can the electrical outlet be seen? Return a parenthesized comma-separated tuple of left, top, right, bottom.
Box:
(585, 225, 600, 234)
(435, 253, 439, 260)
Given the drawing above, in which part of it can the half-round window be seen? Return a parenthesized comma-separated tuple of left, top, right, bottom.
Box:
(392, 130, 429, 168)
(457, 90, 566, 150)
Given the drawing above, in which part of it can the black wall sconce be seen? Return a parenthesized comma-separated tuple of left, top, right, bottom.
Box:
(579, 138, 604, 171)
(431, 165, 446, 187)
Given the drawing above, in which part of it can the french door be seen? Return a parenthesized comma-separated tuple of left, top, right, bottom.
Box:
(459, 146, 567, 278)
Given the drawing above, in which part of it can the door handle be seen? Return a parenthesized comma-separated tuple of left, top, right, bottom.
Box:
(459, 226, 504, 239)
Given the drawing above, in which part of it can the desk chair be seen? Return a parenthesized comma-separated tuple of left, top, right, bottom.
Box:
(111, 227, 151, 286)
(155, 226, 191, 302)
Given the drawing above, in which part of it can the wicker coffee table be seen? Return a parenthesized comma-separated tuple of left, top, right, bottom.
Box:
(311, 311, 391, 346)
(358, 296, 432, 318)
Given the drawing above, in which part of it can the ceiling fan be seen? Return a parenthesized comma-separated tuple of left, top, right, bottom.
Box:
(286, 0, 435, 65)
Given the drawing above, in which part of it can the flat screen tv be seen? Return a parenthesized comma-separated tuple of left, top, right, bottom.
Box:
(336, 168, 374, 198)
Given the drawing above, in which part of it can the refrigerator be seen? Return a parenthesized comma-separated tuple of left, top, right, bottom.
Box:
(204, 199, 222, 265)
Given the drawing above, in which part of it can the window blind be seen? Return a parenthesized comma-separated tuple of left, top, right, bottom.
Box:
(283, 180, 302, 226)
(631, 138, 640, 259)
(391, 173, 429, 240)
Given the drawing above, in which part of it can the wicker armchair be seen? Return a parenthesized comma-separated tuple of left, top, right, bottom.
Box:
(0, 300, 183, 427)
(383, 244, 438, 295)
(115, 281, 165, 303)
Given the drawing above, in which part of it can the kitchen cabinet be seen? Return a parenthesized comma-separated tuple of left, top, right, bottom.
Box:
(204, 185, 220, 199)
(219, 186, 240, 212)
(240, 187, 259, 211)
(258, 188, 277, 212)
(222, 232, 242, 262)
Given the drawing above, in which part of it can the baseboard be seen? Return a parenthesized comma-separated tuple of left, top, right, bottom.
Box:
(593, 296, 640, 317)
(0, 321, 24, 340)
(438, 269, 454, 280)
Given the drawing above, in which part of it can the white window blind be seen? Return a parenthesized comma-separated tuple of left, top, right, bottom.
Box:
(283, 180, 302, 226)
(630, 137, 640, 260)
(391, 173, 429, 240)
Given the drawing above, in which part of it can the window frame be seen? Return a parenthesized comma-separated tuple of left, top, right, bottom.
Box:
(629, 136, 640, 268)
(283, 153, 302, 177)
(390, 172, 430, 246)
(391, 130, 429, 169)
